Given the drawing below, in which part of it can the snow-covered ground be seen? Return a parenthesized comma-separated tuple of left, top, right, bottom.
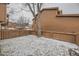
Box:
(0, 35, 79, 56)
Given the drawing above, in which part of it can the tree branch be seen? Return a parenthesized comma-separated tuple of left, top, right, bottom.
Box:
(39, 3, 43, 10)
(27, 3, 35, 17)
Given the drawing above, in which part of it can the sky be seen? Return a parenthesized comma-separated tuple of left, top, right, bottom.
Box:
(7, 3, 79, 24)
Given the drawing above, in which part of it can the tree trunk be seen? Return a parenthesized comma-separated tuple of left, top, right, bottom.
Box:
(35, 12, 42, 37)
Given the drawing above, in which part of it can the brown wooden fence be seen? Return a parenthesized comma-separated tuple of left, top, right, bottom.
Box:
(0, 29, 31, 39)
(42, 31, 76, 43)
(0, 29, 79, 45)
(42, 31, 79, 45)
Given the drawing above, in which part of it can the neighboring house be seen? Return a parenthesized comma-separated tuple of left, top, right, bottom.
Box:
(33, 7, 79, 32)
(7, 22, 17, 29)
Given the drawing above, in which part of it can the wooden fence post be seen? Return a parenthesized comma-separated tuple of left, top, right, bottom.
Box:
(75, 34, 79, 45)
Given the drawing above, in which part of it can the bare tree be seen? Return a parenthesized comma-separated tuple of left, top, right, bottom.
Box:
(25, 3, 43, 37)
(16, 16, 29, 29)
(8, 3, 43, 36)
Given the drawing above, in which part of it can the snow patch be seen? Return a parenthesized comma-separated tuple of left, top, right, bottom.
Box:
(0, 35, 79, 56)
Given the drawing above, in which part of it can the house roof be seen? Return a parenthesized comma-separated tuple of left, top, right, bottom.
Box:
(56, 14, 79, 17)
(32, 7, 79, 20)
(41, 7, 58, 12)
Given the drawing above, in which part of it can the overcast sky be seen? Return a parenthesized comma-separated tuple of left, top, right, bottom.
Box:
(7, 3, 79, 24)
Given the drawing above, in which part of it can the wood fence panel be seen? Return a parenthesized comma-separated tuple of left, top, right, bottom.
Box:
(53, 33, 75, 43)
(75, 34, 79, 45)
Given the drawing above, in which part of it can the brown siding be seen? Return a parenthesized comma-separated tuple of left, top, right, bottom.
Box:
(38, 9, 79, 32)
(0, 3, 6, 22)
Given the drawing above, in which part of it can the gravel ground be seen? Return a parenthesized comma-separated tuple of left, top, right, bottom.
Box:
(0, 35, 79, 56)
